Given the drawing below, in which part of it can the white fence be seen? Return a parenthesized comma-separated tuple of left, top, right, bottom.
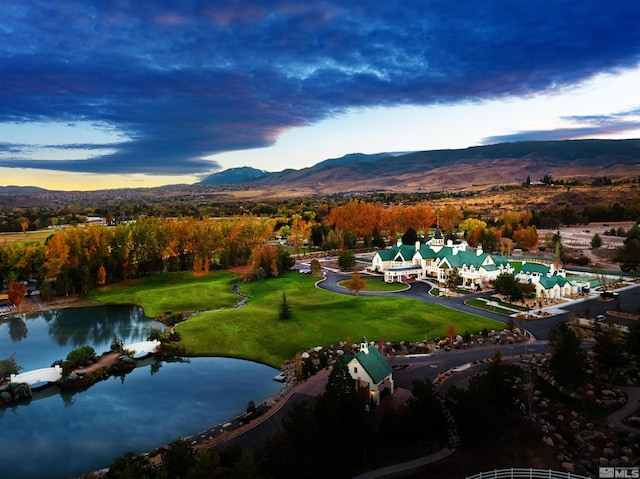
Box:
(466, 468, 591, 479)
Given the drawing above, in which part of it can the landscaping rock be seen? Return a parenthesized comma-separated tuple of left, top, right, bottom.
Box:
(561, 462, 575, 473)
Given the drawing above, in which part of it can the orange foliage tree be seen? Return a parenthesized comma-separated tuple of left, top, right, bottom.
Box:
(8, 281, 27, 310)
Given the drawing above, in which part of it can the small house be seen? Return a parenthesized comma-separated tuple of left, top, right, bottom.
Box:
(346, 337, 394, 406)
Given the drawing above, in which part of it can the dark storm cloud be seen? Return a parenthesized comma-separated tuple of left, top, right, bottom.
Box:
(1, 0, 640, 174)
(483, 109, 640, 143)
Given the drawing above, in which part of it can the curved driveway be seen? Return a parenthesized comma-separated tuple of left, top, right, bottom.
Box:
(216, 271, 640, 458)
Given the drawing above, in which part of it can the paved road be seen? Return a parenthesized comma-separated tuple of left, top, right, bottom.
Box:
(216, 269, 640, 460)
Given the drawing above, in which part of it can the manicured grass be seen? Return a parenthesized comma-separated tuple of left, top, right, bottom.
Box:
(177, 273, 505, 366)
(337, 277, 408, 292)
(509, 261, 523, 273)
(466, 298, 516, 315)
(85, 270, 240, 317)
(0, 229, 55, 244)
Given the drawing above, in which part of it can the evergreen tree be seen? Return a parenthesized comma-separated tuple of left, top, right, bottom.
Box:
(590, 233, 602, 249)
(548, 323, 586, 386)
(337, 250, 356, 270)
(278, 291, 292, 320)
(402, 226, 418, 245)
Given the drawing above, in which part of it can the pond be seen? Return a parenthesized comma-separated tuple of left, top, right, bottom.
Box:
(0, 307, 285, 479)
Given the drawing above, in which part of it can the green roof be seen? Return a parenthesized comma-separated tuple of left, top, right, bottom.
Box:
(520, 262, 550, 275)
(352, 346, 392, 384)
(435, 248, 491, 269)
(539, 274, 568, 289)
(376, 244, 416, 261)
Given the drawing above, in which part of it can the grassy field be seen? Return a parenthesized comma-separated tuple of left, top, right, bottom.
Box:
(85, 270, 505, 366)
(337, 277, 408, 292)
(0, 229, 55, 245)
(85, 270, 240, 318)
(176, 273, 504, 366)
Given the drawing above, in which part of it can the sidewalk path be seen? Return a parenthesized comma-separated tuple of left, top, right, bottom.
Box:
(607, 386, 640, 435)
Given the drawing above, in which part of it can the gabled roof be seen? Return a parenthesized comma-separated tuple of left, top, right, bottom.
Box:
(376, 244, 416, 261)
(520, 262, 550, 275)
(434, 248, 491, 269)
(539, 274, 568, 289)
(351, 346, 392, 384)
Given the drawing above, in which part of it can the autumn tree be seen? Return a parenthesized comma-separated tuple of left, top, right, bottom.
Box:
(310, 259, 322, 275)
(8, 281, 27, 310)
(439, 204, 463, 233)
(44, 232, 70, 279)
(342, 271, 367, 296)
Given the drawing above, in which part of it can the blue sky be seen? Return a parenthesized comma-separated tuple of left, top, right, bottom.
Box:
(1, 1, 640, 190)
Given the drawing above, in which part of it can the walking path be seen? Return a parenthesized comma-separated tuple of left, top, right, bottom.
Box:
(607, 386, 640, 435)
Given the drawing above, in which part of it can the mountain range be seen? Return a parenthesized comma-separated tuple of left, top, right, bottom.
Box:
(198, 139, 640, 195)
(1, 139, 639, 202)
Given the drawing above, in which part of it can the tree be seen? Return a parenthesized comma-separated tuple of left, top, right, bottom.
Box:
(548, 323, 586, 386)
(160, 439, 196, 479)
(106, 452, 151, 479)
(590, 233, 603, 249)
(310, 259, 322, 275)
(7, 281, 26, 310)
(593, 329, 625, 373)
(439, 204, 463, 233)
(445, 267, 462, 292)
(279, 291, 292, 320)
(406, 379, 448, 442)
(337, 250, 356, 270)
(402, 226, 418, 245)
(0, 353, 21, 379)
(342, 271, 367, 296)
(614, 223, 640, 274)
(324, 354, 355, 402)
(96, 264, 107, 286)
(625, 320, 640, 359)
(493, 272, 522, 303)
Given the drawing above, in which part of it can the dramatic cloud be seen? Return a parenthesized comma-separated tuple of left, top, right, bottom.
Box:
(1, 0, 640, 175)
(484, 109, 640, 144)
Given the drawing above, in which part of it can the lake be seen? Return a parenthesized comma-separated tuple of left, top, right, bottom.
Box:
(0, 306, 285, 479)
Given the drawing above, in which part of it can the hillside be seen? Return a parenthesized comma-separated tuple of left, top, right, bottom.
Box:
(215, 138, 640, 196)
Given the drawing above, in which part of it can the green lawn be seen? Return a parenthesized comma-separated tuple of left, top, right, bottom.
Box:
(85, 270, 240, 317)
(337, 277, 408, 292)
(466, 298, 516, 315)
(86, 270, 505, 367)
(176, 273, 505, 366)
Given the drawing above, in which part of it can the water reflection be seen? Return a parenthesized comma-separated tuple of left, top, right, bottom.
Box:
(0, 305, 164, 371)
(9, 317, 27, 342)
(0, 356, 285, 479)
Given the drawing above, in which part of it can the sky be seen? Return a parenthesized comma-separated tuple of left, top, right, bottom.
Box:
(1, 1, 640, 191)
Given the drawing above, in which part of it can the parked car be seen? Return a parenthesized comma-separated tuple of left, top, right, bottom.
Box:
(601, 291, 619, 298)
(595, 314, 606, 322)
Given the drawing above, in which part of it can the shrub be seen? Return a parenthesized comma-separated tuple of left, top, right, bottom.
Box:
(66, 345, 96, 368)
(0, 354, 21, 379)
(6, 382, 32, 401)
(110, 335, 124, 353)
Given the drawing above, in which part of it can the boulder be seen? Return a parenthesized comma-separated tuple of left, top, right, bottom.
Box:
(561, 462, 575, 474)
